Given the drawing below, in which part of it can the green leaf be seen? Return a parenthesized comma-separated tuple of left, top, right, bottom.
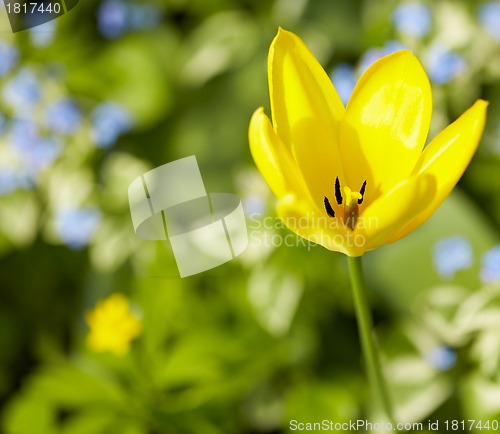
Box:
(285, 381, 358, 424)
(180, 11, 259, 86)
(25, 363, 125, 408)
(60, 411, 116, 434)
(3, 395, 56, 434)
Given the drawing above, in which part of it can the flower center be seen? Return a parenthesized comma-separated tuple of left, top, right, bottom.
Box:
(324, 177, 367, 230)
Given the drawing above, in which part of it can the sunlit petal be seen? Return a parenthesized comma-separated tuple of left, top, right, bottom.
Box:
(355, 174, 436, 251)
(249, 107, 310, 200)
(269, 28, 345, 214)
(340, 50, 432, 203)
(388, 99, 488, 243)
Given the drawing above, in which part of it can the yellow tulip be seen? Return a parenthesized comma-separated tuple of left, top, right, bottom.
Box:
(249, 29, 488, 257)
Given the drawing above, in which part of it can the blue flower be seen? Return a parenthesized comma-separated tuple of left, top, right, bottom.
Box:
(358, 41, 406, 75)
(0, 168, 32, 196)
(46, 99, 81, 134)
(358, 49, 381, 76)
(426, 45, 466, 84)
(478, 2, 500, 40)
(29, 20, 56, 47)
(128, 4, 162, 29)
(31, 137, 63, 173)
(97, 0, 129, 39)
(393, 2, 432, 37)
(433, 236, 473, 278)
(2, 69, 41, 113)
(243, 195, 266, 216)
(91, 102, 132, 148)
(480, 245, 500, 283)
(0, 42, 19, 77)
(426, 346, 457, 371)
(9, 120, 62, 175)
(55, 208, 101, 249)
(330, 63, 356, 106)
(9, 120, 39, 153)
(97, 0, 162, 39)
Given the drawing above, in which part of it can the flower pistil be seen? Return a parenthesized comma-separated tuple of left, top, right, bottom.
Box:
(324, 177, 367, 230)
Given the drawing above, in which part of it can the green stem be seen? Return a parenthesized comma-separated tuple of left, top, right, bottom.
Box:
(348, 255, 395, 424)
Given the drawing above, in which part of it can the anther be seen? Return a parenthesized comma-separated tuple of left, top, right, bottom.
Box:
(358, 180, 367, 205)
(324, 196, 335, 218)
(335, 177, 343, 205)
(324, 177, 368, 227)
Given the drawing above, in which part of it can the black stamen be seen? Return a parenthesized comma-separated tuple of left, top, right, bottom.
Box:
(358, 180, 367, 205)
(324, 196, 335, 218)
(335, 177, 342, 205)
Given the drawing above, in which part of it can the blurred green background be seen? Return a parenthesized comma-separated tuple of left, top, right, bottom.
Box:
(0, 0, 500, 432)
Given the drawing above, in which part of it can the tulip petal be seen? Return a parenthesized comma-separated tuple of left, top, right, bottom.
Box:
(340, 51, 432, 204)
(269, 28, 345, 214)
(276, 194, 358, 256)
(355, 174, 437, 251)
(249, 107, 310, 200)
(387, 99, 488, 243)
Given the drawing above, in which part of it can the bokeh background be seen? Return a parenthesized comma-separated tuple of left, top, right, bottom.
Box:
(0, 0, 500, 432)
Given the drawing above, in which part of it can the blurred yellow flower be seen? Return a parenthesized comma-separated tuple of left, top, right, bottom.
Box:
(249, 29, 488, 257)
(85, 293, 141, 356)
